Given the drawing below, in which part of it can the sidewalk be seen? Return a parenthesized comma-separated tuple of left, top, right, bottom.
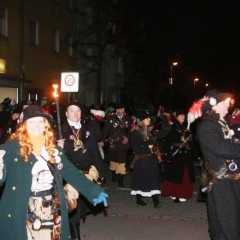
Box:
(81, 163, 210, 240)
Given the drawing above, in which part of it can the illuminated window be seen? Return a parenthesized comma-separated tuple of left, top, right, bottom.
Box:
(29, 19, 39, 45)
(0, 5, 8, 37)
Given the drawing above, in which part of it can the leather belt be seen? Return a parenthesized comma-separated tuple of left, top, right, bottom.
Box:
(31, 189, 53, 197)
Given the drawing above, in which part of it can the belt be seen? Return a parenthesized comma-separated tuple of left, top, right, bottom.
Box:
(30, 189, 53, 197)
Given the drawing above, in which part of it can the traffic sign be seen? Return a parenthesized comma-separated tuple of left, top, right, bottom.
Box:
(61, 72, 79, 92)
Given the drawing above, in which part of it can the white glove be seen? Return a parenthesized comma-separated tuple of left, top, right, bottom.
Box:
(0, 150, 6, 179)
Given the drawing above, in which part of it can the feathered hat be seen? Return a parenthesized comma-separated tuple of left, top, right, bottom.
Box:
(187, 89, 233, 129)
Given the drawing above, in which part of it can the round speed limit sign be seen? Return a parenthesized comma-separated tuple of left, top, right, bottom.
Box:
(65, 74, 75, 86)
(61, 72, 79, 92)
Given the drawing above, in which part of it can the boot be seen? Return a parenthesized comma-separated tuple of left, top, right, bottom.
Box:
(152, 194, 162, 208)
(118, 174, 125, 188)
(111, 171, 117, 182)
(136, 194, 147, 206)
(69, 222, 81, 240)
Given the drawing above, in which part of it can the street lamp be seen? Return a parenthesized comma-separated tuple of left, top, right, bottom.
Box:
(169, 62, 178, 109)
(169, 62, 178, 85)
(193, 78, 199, 99)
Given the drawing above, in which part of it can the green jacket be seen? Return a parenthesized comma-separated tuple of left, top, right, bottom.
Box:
(0, 140, 104, 240)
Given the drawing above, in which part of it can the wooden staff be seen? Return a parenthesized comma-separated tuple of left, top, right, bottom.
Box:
(53, 84, 63, 139)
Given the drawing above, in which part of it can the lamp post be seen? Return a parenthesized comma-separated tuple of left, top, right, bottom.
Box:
(193, 78, 199, 99)
(169, 62, 178, 109)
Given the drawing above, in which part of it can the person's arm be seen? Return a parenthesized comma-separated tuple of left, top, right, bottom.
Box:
(57, 148, 108, 206)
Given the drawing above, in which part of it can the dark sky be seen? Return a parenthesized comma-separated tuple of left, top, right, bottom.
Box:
(122, 0, 240, 92)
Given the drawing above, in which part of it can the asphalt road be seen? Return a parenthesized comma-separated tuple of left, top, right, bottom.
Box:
(81, 163, 210, 240)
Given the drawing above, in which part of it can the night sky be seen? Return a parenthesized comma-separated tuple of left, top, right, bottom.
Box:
(122, 0, 240, 94)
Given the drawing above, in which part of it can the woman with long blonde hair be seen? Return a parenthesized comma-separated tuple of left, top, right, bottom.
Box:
(0, 104, 108, 240)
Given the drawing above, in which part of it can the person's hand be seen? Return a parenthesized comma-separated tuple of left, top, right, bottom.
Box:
(122, 136, 129, 144)
(0, 150, 6, 166)
(93, 192, 108, 207)
(98, 141, 104, 147)
(57, 139, 65, 149)
(0, 150, 6, 179)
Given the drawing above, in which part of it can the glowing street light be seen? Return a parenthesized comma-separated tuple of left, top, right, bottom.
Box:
(193, 78, 199, 99)
(169, 62, 178, 109)
(169, 62, 178, 85)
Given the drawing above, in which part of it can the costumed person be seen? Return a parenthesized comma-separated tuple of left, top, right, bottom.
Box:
(229, 108, 240, 141)
(155, 106, 173, 182)
(80, 105, 106, 183)
(187, 89, 220, 203)
(0, 104, 108, 240)
(196, 90, 240, 240)
(99, 103, 131, 187)
(130, 110, 162, 208)
(0, 108, 21, 144)
(161, 109, 196, 203)
(57, 101, 104, 240)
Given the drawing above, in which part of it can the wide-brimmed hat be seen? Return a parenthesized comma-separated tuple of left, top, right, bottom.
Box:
(136, 110, 152, 122)
(115, 103, 125, 109)
(66, 101, 82, 109)
(1, 97, 11, 105)
(173, 108, 185, 117)
(20, 105, 52, 124)
(202, 90, 233, 113)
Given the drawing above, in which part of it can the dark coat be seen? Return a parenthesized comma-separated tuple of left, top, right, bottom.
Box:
(100, 113, 131, 163)
(61, 121, 102, 174)
(130, 127, 161, 194)
(198, 112, 240, 240)
(163, 119, 195, 184)
(61, 121, 103, 222)
(0, 140, 103, 240)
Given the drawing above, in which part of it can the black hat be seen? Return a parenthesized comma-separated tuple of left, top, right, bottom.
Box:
(204, 89, 220, 98)
(174, 108, 185, 117)
(202, 90, 233, 113)
(66, 101, 81, 109)
(12, 108, 21, 114)
(1, 97, 11, 105)
(163, 106, 172, 113)
(20, 105, 52, 124)
(115, 103, 125, 109)
(137, 110, 152, 122)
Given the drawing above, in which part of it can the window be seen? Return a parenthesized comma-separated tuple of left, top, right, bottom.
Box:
(53, 28, 60, 52)
(67, 34, 73, 56)
(29, 19, 39, 45)
(0, 6, 8, 37)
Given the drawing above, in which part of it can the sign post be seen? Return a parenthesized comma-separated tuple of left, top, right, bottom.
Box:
(61, 72, 80, 103)
(61, 72, 79, 91)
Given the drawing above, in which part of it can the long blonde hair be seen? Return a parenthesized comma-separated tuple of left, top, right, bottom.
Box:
(9, 118, 56, 163)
